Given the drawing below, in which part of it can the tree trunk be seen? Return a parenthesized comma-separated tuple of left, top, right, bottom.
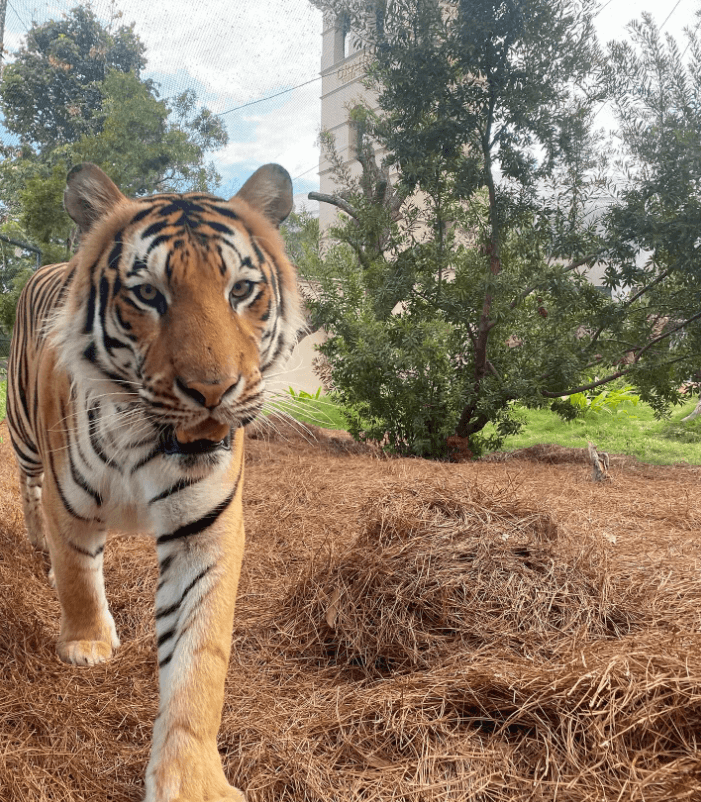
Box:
(681, 396, 701, 422)
(587, 442, 610, 482)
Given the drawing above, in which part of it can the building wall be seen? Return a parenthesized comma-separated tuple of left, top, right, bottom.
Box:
(272, 14, 361, 398)
(319, 12, 376, 231)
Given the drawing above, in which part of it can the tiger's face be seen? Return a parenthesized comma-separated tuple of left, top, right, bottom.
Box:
(55, 163, 301, 448)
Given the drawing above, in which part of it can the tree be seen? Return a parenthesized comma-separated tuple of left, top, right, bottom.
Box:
(598, 13, 701, 415)
(308, 0, 612, 456)
(0, 4, 147, 151)
(281, 208, 323, 279)
(0, 5, 228, 282)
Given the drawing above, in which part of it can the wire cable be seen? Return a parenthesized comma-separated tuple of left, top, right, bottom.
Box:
(660, 0, 683, 32)
(595, 0, 616, 17)
(216, 75, 320, 118)
(7, 0, 29, 30)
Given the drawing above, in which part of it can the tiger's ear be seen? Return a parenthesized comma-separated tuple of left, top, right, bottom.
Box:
(64, 163, 126, 234)
(233, 163, 293, 227)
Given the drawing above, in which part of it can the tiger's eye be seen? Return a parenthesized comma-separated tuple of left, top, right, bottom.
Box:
(138, 284, 157, 301)
(230, 280, 254, 300)
(131, 283, 166, 313)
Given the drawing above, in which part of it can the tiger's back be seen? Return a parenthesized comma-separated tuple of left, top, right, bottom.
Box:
(6, 162, 301, 802)
(8, 262, 71, 475)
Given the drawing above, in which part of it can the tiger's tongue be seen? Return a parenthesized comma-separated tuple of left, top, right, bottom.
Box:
(175, 419, 230, 444)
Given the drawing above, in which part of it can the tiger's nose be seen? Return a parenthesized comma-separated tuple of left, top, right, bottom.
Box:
(176, 376, 240, 409)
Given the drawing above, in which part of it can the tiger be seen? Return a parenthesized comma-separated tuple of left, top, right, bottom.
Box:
(6, 162, 301, 801)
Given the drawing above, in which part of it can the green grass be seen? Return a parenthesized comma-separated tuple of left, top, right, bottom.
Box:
(0, 379, 5, 421)
(482, 398, 701, 465)
(266, 391, 350, 430)
(276, 387, 701, 465)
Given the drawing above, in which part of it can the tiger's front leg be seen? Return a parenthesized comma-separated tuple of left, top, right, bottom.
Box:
(42, 477, 120, 666)
(145, 446, 247, 801)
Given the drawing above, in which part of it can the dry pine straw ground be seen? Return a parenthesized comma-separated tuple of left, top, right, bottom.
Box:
(2, 420, 701, 801)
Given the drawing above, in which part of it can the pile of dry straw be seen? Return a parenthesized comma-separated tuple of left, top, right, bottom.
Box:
(1, 419, 701, 800)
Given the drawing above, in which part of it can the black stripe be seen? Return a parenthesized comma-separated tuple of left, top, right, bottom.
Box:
(68, 541, 105, 558)
(131, 445, 163, 474)
(250, 287, 265, 307)
(99, 276, 130, 356)
(210, 204, 238, 220)
(127, 257, 149, 277)
(115, 303, 133, 332)
(204, 220, 234, 235)
(103, 332, 130, 353)
(216, 244, 226, 276)
(83, 340, 135, 388)
(124, 432, 157, 449)
(60, 399, 103, 506)
(156, 482, 238, 546)
(159, 199, 206, 217)
(107, 233, 122, 270)
(131, 207, 153, 223)
(155, 563, 214, 620)
(252, 239, 265, 266)
(149, 476, 203, 504)
(68, 454, 103, 506)
(158, 613, 198, 669)
(146, 235, 172, 256)
(122, 295, 141, 312)
(142, 220, 170, 239)
(84, 281, 97, 333)
(48, 450, 96, 524)
(157, 554, 176, 588)
(87, 403, 123, 473)
(7, 429, 41, 472)
(157, 627, 176, 648)
(263, 337, 286, 371)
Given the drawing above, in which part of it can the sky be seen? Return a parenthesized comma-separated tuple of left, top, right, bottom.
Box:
(0, 0, 699, 210)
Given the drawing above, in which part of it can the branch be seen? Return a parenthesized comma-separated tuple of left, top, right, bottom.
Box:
(541, 354, 690, 398)
(308, 191, 359, 220)
(540, 368, 632, 397)
(588, 268, 671, 350)
(634, 309, 701, 362)
(509, 254, 600, 311)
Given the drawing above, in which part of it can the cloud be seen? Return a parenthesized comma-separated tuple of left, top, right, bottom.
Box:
(116, 0, 323, 102)
(115, 0, 323, 192)
(215, 82, 321, 193)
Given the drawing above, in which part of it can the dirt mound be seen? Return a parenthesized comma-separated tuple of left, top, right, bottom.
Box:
(246, 415, 377, 456)
(277, 480, 638, 676)
(484, 443, 593, 464)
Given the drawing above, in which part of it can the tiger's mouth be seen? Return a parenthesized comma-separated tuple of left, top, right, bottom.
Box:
(160, 421, 233, 456)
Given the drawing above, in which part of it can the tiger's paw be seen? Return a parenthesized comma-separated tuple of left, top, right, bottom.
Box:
(145, 758, 247, 802)
(144, 782, 247, 802)
(27, 526, 49, 552)
(212, 790, 247, 802)
(57, 637, 117, 666)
